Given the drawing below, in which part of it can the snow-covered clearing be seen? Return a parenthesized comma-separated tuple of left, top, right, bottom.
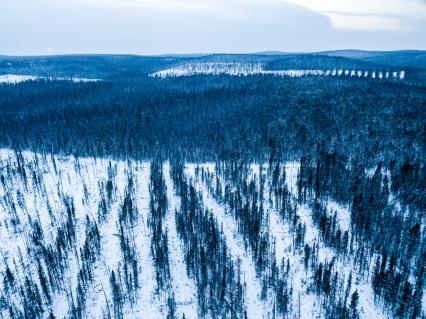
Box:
(283, 162, 389, 319)
(198, 162, 389, 319)
(0, 150, 414, 318)
(0, 150, 162, 318)
(150, 63, 406, 80)
(0, 74, 100, 84)
(163, 162, 198, 319)
(185, 163, 272, 319)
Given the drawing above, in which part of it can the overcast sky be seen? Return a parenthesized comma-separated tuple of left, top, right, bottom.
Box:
(1, 0, 425, 55)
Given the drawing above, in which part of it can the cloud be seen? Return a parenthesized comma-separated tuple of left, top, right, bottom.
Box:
(283, 0, 426, 31)
(325, 12, 410, 31)
(57, 0, 426, 31)
(104, 0, 212, 13)
(0, 0, 424, 55)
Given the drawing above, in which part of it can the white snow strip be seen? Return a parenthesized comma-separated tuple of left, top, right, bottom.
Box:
(0, 74, 100, 84)
(163, 162, 198, 319)
(126, 162, 164, 318)
(185, 163, 272, 319)
(150, 63, 405, 80)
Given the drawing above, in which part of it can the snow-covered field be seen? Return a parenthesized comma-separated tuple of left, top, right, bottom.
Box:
(0, 149, 420, 318)
(197, 162, 390, 319)
(0, 74, 100, 84)
(150, 63, 406, 80)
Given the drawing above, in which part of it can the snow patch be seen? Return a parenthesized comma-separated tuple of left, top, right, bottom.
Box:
(0, 74, 101, 84)
(150, 63, 406, 80)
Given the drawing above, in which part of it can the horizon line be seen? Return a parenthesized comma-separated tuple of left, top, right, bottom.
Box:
(1, 48, 425, 58)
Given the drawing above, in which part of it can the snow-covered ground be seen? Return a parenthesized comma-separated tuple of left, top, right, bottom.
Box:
(0, 74, 100, 84)
(0, 150, 159, 318)
(185, 163, 273, 319)
(199, 162, 390, 319)
(150, 63, 406, 80)
(163, 162, 198, 319)
(283, 162, 390, 319)
(0, 150, 418, 318)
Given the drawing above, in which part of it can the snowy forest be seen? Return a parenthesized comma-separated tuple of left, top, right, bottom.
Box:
(0, 51, 425, 318)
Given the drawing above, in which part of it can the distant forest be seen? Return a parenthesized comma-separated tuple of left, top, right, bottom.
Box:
(0, 52, 425, 196)
(0, 72, 424, 162)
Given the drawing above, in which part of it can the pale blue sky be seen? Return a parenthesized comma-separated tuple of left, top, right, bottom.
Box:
(1, 0, 425, 55)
